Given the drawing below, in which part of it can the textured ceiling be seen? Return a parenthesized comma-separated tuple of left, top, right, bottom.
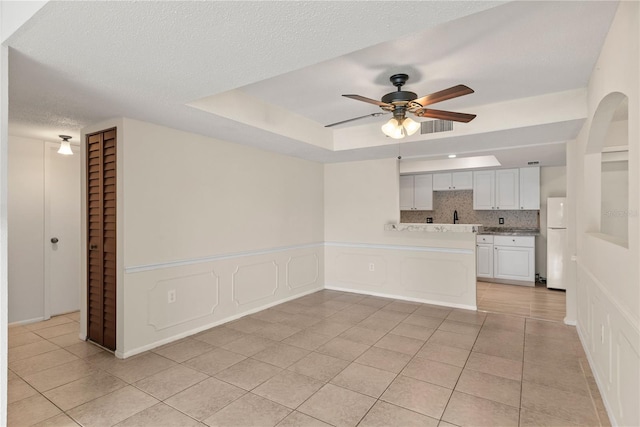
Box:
(5, 1, 618, 164)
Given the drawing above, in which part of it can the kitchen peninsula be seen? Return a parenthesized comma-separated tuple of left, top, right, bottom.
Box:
(325, 218, 480, 311)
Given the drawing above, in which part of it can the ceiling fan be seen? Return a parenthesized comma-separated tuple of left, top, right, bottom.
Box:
(326, 73, 476, 139)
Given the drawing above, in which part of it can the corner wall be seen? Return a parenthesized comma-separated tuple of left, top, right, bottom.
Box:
(7, 136, 44, 323)
(568, 2, 640, 426)
(81, 118, 325, 357)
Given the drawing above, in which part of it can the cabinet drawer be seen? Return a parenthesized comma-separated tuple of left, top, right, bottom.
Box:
(476, 235, 494, 244)
(493, 235, 534, 247)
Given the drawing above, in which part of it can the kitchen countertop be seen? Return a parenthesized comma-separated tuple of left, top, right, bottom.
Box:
(477, 227, 540, 236)
(386, 223, 482, 233)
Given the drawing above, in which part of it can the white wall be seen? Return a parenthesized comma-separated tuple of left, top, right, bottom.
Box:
(81, 118, 325, 357)
(324, 158, 476, 309)
(7, 136, 44, 324)
(568, 2, 640, 426)
(536, 166, 566, 279)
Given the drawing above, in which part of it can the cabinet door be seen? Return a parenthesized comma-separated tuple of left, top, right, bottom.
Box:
(452, 171, 473, 190)
(519, 167, 540, 209)
(414, 174, 433, 210)
(495, 169, 520, 210)
(473, 170, 495, 210)
(493, 246, 535, 282)
(399, 175, 414, 210)
(432, 173, 452, 191)
(476, 243, 493, 278)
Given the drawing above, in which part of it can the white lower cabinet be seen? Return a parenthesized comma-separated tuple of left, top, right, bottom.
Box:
(477, 235, 535, 284)
(476, 243, 493, 278)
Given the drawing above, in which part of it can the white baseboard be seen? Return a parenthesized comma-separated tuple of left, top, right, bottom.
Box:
(576, 322, 616, 427)
(8, 316, 45, 326)
(324, 284, 477, 311)
(563, 317, 577, 326)
(120, 286, 323, 359)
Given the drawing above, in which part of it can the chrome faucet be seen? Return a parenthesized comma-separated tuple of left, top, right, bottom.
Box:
(453, 210, 459, 224)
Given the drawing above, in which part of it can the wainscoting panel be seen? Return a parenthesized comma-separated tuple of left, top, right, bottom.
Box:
(576, 263, 640, 427)
(121, 243, 324, 358)
(286, 253, 319, 290)
(335, 253, 387, 287)
(147, 271, 219, 331)
(400, 258, 468, 298)
(325, 240, 476, 309)
(232, 261, 278, 306)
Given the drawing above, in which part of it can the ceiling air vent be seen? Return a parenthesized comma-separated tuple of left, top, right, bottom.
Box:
(421, 120, 453, 135)
(527, 161, 540, 165)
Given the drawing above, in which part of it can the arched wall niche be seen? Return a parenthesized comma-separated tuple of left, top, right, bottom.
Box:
(586, 92, 629, 246)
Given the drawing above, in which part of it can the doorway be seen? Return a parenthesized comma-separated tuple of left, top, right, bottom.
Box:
(44, 141, 81, 318)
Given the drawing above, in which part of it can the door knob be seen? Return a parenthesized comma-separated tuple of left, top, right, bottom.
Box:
(50, 237, 59, 244)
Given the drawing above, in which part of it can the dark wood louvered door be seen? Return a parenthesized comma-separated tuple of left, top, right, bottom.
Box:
(86, 128, 117, 351)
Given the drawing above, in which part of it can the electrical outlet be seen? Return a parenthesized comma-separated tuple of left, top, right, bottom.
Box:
(426, 217, 433, 223)
(369, 263, 375, 272)
(168, 290, 176, 304)
(499, 218, 504, 224)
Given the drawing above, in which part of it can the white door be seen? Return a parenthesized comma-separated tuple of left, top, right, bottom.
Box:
(44, 142, 81, 317)
(452, 171, 473, 190)
(399, 175, 414, 210)
(432, 173, 452, 191)
(494, 246, 535, 282)
(414, 174, 433, 210)
(495, 169, 519, 210)
(476, 243, 493, 278)
(519, 167, 540, 209)
(473, 170, 495, 210)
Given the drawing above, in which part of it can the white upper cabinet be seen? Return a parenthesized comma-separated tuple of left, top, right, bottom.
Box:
(433, 172, 473, 191)
(495, 169, 520, 210)
(452, 171, 473, 190)
(432, 173, 452, 191)
(400, 174, 433, 210)
(399, 175, 415, 211)
(473, 170, 495, 210)
(519, 167, 540, 209)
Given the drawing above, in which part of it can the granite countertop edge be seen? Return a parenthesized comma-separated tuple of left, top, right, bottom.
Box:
(477, 227, 541, 236)
(385, 223, 482, 233)
(389, 223, 541, 236)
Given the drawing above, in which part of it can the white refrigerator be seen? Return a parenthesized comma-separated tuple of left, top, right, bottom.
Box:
(547, 197, 567, 290)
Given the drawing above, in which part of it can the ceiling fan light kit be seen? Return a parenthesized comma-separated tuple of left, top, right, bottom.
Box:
(328, 73, 476, 139)
(381, 116, 420, 139)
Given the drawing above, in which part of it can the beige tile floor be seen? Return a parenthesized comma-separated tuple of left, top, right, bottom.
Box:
(7, 289, 609, 427)
(477, 281, 567, 322)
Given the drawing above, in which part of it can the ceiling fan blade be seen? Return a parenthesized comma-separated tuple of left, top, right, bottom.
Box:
(325, 112, 388, 128)
(342, 94, 393, 108)
(415, 108, 476, 123)
(413, 85, 474, 108)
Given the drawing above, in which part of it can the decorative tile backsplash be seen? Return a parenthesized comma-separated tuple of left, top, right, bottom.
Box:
(400, 190, 539, 228)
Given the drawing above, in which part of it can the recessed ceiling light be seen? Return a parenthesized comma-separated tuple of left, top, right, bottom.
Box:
(448, 154, 457, 158)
